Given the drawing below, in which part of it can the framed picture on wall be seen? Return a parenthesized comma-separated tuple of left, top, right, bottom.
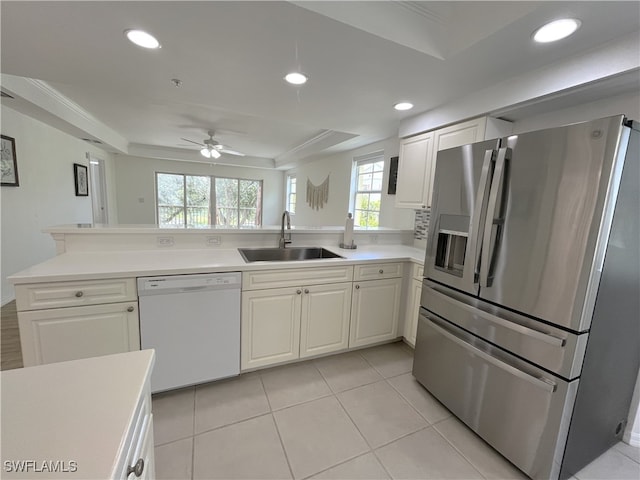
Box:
(1, 134, 19, 186)
(74, 163, 89, 196)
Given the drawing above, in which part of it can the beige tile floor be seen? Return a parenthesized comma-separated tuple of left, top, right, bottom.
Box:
(152, 341, 640, 480)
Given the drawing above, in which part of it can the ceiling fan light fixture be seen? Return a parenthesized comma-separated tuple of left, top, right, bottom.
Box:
(200, 147, 211, 158)
(394, 102, 414, 111)
(125, 29, 161, 49)
(210, 149, 221, 159)
(284, 72, 308, 85)
(532, 18, 581, 43)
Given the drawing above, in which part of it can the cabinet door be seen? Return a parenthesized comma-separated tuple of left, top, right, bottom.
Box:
(350, 278, 402, 348)
(18, 302, 140, 367)
(395, 132, 434, 209)
(425, 117, 489, 208)
(300, 282, 352, 359)
(403, 278, 423, 347)
(241, 287, 302, 370)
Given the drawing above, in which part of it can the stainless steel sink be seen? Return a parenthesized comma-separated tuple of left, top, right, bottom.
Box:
(238, 247, 344, 263)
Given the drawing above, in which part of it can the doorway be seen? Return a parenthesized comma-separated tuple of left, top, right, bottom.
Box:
(89, 155, 109, 224)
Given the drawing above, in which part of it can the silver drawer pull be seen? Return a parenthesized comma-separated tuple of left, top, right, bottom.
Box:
(304, 289, 309, 294)
(355, 284, 360, 289)
(127, 458, 144, 477)
(427, 317, 557, 393)
(379, 269, 384, 274)
(75, 291, 84, 298)
(296, 289, 302, 294)
(429, 288, 566, 347)
(127, 306, 135, 312)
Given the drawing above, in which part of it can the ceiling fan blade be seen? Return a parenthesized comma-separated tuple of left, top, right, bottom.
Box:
(180, 137, 205, 146)
(220, 149, 245, 157)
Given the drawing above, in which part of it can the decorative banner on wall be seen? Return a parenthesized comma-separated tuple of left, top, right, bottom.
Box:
(306, 175, 329, 210)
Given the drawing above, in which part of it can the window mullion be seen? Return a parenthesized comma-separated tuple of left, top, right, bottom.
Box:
(183, 174, 187, 227)
(210, 175, 216, 226)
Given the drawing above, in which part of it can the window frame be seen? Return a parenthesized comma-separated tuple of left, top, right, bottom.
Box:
(155, 171, 263, 228)
(286, 174, 297, 214)
(350, 152, 385, 228)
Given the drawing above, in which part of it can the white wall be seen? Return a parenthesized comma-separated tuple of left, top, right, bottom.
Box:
(113, 155, 285, 226)
(512, 92, 640, 134)
(285, 137, 414, 228)
(1, 106, 114, 304)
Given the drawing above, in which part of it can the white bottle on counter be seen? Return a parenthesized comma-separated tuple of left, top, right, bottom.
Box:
(340, 213, 357, 249)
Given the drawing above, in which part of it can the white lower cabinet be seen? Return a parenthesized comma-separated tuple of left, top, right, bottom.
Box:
(241, 287, 302, 370)
(349, 277, 402, 348)
(18, 301, 140, 367)
(300, 282, 352, 359)
(241, 282, 352, 369)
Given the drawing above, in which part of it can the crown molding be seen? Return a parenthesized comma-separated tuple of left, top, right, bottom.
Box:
(0, 74, 128, 153)
(127, 143, 276, 169)
(274, 129, 358, 168)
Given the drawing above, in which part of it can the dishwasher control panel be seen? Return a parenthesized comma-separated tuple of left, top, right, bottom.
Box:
(137, 272, 242, 295)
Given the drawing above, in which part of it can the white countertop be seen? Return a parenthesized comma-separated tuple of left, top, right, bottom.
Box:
(1, 350, 155, 479)
(9, 244, 425, 284)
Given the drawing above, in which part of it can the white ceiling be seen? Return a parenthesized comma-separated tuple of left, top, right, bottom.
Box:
(1, 1, 638, 168)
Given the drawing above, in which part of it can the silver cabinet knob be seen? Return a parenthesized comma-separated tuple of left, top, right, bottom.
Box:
(75, 291, 84, 298)
(355, 284, 360, 289)
(127, 306, 135, 312)
(296, 289, 302, 294)
(127, 458, 144, 477)
(379, 269, 384, 274)
(304, 289, 310, 294)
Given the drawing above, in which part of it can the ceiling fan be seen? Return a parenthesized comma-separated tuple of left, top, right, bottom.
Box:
(180, 131, 245, 159)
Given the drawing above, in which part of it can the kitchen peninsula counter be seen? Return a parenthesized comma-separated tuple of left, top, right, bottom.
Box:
(9, 244, 425, 284)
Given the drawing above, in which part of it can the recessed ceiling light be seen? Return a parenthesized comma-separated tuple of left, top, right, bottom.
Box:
(284, 72, 308, 85)
(394, 102, 414, 111)
(125, 29, 161, 49)
(532, 18, 581, 43)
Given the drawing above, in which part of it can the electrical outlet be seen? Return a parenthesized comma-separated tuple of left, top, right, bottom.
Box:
(206, 236, 222, 246)
(157, 236, 174, 247)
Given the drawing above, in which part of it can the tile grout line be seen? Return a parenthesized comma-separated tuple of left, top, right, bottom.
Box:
(430, 422, 489, 480)
(259, 374, 295, 480)
(613, 444, 640, 465)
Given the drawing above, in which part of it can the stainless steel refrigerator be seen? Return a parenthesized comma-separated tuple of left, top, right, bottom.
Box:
(413, 115, 639, 480)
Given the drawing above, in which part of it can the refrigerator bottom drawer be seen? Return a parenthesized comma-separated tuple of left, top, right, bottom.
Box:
(413, 312, 579, 480)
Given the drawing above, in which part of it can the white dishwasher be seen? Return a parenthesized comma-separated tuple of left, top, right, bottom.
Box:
(137, 272, 241, 393)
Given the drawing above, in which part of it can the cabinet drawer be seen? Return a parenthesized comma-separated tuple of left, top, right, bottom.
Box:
(354, 262, 403, 281)
(242, 266, 353, 291)
(16, 278, 136, 311)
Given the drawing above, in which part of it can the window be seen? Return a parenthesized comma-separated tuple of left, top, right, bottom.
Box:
(286, 175, 296, 214)
(352, 154, 384, 228)
(156, 173, 262, 227)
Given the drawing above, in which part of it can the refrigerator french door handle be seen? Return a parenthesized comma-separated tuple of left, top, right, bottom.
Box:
(426, 315, 557, 393)
(466, 149, 496, 284)
(480, 147, 511, 287)
(428, 287, 567, 347)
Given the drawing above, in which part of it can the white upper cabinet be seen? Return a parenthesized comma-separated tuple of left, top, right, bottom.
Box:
(395, 131, 434, 209)
(396, 116, 512, 209)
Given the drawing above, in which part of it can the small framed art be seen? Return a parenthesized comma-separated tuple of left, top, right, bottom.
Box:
(74, 163, 89, 196)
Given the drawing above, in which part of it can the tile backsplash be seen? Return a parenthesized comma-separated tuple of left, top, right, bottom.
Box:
(414, 208, 430, 240)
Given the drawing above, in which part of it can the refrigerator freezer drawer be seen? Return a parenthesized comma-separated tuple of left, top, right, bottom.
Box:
(422, 281, 588, 379)
(413, 312, 579, 480)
